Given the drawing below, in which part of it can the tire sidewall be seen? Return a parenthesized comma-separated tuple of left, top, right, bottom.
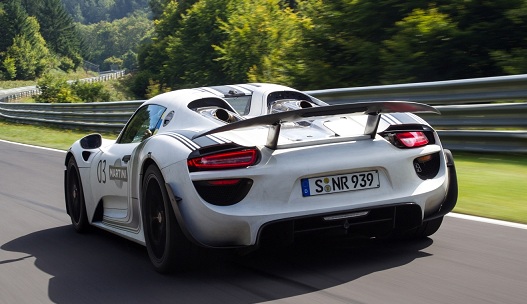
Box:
(141, 165, 177, 273)
(66, 157, 89, 232)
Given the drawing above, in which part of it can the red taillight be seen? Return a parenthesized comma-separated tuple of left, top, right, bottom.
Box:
(394, 132, 429, 148)
(187, 149, 258, 171)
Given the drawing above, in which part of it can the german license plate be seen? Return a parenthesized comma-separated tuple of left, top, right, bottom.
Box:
(301, 170, 380, 197)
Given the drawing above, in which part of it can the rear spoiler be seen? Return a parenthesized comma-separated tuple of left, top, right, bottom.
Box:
(192, 101, 439, 150)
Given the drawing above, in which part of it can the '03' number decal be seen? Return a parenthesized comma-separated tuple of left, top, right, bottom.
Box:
(97, 160, 107, 183)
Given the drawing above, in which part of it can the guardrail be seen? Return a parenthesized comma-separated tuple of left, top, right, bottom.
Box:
(0, 101, 141, 132)
(305, 74, 527, 105)
(1, 74, 526, 153)
(0, 70, 126, 103)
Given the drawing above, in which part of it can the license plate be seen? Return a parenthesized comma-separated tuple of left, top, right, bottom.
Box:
(301, 170, 380, 197)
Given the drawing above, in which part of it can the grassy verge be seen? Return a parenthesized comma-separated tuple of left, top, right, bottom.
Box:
(0, 120, 525, 224)
(0, 120, 118, 150)
(0, 80, 37, 89)
(452, 152, 527, 224)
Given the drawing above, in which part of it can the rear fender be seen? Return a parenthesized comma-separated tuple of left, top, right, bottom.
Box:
(424, 149, 458, 221)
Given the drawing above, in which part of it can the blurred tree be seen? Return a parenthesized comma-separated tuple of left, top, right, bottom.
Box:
(487, 0, 527, 74)
(164, 0, 231, 87)
(293, 0, 430, 89)
(442, 0, 527, 78)
(77, 11, 153, 70)
(138, 0, 212, 91)
(34, 0, 83, 71)
(214, 0, 309, 85)
(381, 6, 461, 83)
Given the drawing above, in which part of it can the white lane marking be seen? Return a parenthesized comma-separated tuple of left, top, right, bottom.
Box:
(0, 139, 66, 153)
(447, 213, 527, 230)
(1, 140, 527, 230)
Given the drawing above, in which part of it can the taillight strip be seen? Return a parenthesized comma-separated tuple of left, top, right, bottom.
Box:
(394, 132, 429, 148)
(188, 148, 258, 171)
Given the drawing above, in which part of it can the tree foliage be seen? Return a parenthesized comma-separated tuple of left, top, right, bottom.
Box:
(36, 0, 82, 71)
(0, 0, 83, 80)
(214, 0, 310, 85)
(77, 11, 154, 71)
(4, 0, 527, 93)
(60, 0, 150, 24)
(0, 1, 54, 80)
(134, 0, 527, 95)
(381, 6, 461, 83)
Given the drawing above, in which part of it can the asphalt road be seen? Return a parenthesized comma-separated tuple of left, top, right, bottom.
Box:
(1, 140, 526, 304)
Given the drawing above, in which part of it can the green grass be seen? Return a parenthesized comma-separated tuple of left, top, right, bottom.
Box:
(0, 120, 525, 224)
(453, 152, 527, 224)
(0, 80, 37, 90)
(0, 120, 118, 150)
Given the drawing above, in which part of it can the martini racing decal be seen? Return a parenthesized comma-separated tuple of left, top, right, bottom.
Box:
(109, 165, 128, 181)
(109, 159, 128, 188)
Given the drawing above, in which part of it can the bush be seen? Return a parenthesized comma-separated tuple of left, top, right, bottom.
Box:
(129, 70, 152, 98)
(35, 74, 79, 103)
(59, 57, 76, 73)
(1, 57, 17, 80)
(71, 80, 111, 102)
(35, 74, 112, 103)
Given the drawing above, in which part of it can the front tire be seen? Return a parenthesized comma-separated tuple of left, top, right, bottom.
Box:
(142, 165, 190, 273)
(65, 156, 89, 233)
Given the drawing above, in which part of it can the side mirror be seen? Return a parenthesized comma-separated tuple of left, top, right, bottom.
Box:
(80, 133, 102, 149)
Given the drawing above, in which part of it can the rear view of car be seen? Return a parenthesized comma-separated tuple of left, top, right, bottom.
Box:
(64, 83, 457, 273)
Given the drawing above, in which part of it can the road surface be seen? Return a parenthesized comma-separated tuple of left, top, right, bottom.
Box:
(1, 140, 526, 304)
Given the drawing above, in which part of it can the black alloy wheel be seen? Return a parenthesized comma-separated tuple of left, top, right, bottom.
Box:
(66, 157, 89, 232)
(142, 165, 189, 273)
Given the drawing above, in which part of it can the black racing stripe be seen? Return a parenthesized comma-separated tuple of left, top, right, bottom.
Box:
(207, 134, 232, 144)
(192, 135, 223, 148)
(381, 114, 398, 125)
(386, 113, 402, 125)
(388, 113, 423, 125)
(170, 130, 226, 148)
(237, 84, 258, 93)
(164, 133, 200, 151)
(199, 87, 225, 97)
(207, 85, 235, 96)
(173, 133, 201, 149)
(227, 85, 252, 95)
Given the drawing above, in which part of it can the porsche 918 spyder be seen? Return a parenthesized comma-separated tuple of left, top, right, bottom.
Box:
(64, 83, 458, 273)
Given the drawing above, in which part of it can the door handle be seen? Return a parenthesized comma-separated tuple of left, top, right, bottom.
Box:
(122, 155, 131, 163)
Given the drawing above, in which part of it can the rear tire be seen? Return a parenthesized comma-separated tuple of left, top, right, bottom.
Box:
(142, 165, 190, 273)
(398, 216, 444, 239)
(65, 157, 89, 233)
(415, 216, 444, 238)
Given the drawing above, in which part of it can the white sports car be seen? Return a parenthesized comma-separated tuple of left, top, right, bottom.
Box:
(64, 83, 458, 273)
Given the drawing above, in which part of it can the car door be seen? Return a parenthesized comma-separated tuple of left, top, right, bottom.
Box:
(90, 104, 166, 228)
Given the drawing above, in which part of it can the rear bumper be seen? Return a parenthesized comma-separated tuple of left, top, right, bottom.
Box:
(164, 148, 456, 248)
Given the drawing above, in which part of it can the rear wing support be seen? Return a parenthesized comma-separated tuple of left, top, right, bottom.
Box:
(266, 123, 281, 150)
(365, 113, 381, 139)
(193, 101, 439, 150)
